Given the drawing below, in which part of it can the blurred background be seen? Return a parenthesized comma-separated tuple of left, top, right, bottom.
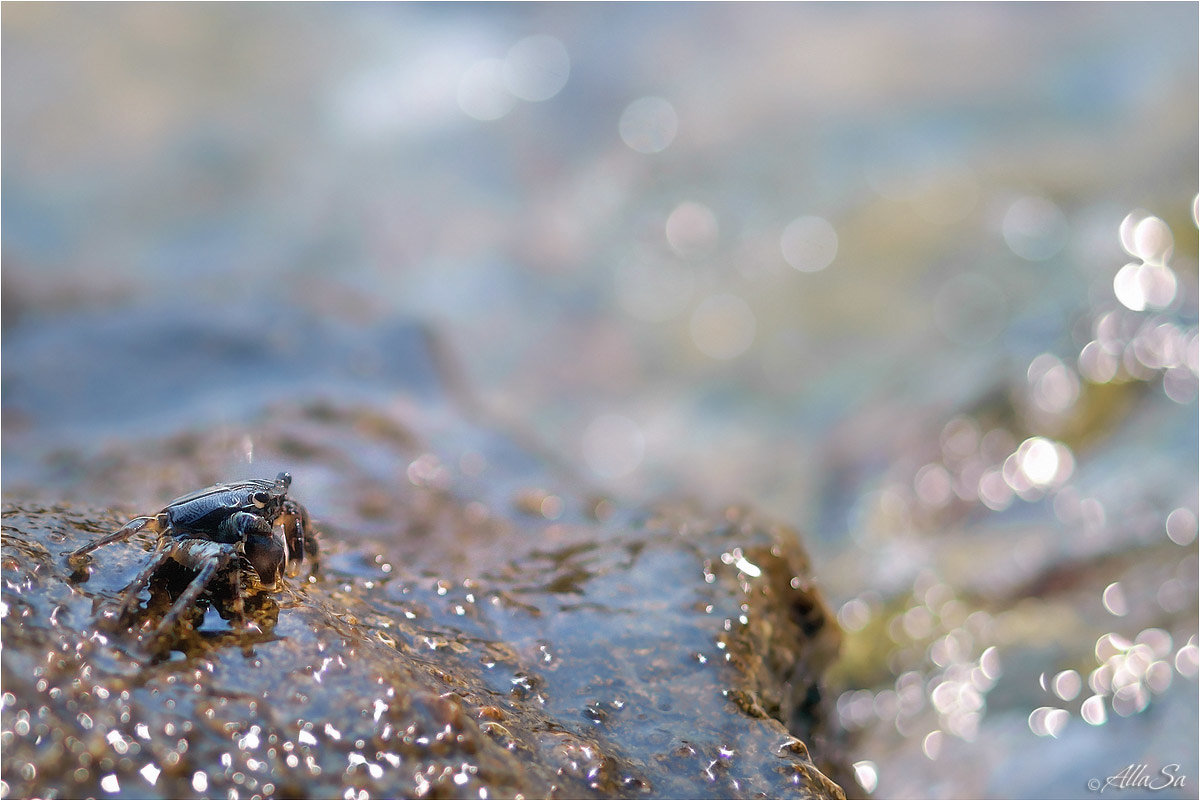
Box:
(2, 3, 1197, 798)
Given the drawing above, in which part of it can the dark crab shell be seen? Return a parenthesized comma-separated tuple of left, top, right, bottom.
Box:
(163, 473, 292, 533)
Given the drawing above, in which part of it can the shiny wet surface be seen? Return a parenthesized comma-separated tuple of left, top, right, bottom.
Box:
(3, 445, 845, 798)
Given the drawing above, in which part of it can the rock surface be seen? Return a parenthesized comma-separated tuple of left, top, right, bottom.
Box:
(1, 404, 847, 800)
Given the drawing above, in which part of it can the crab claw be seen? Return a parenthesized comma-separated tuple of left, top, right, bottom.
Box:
(220, 511, 286, 588)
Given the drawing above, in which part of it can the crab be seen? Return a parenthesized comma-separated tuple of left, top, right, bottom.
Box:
(66, 472, 318, 650)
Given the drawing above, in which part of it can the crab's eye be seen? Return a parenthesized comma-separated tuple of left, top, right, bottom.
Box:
(251, 491, 270, 508)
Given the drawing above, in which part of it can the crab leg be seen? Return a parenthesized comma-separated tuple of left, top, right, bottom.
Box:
(67, 514, 163, 567)
(278, 499, 318, 574)
(106, 540, 175, 628)
(148, 539, 241, 647)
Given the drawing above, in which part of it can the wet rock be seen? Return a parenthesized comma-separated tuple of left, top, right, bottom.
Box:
(1, 413, 847, 799)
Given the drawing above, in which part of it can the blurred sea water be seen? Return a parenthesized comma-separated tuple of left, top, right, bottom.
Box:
(2, 4, 1197, 798)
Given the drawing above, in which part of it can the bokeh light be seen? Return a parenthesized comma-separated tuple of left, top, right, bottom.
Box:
(1052, 670, 1082, 702)
(1006, 436, 1074, 492)
(1077, 340, 1120, 384)
(1165, 508, 1197, 546)
(1028, 706, 1069, 738)
(1076, 628, 1189, 721)
(1101, 582, 1128, 617)
(665, 202, 719, 258)
(1120, 211, 1174, 264)
(503, 35, 570, 102)
(1001, 196, 1068, 261)
(1080, 695, 1107, 726)
(1026, 354, 1080, 415)
(581, 413, 645, 480)
(619, 96, 678, 154)
(1113, 261, 1178, 312)
(780, 215, 838, 273)
(852, 761, 878, 793)
(914, 463, 954, 509)
(458, 58, 517, 121)
(457, 35, 570, 122)
(838, 597, 872, 632)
